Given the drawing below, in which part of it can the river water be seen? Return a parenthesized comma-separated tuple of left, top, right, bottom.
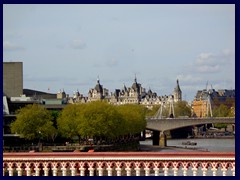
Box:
(140, 138, 235, 152)
(139, 138, 235, 176)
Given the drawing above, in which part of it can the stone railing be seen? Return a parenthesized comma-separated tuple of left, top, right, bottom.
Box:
(3, 152, 235, 176)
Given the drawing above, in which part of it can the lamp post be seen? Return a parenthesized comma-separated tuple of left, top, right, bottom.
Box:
(38, 131, 42, 151)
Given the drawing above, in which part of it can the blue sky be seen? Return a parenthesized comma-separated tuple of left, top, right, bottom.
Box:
(3, 4, 235, 101)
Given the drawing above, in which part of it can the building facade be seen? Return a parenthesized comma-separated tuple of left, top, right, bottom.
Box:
(192, 88, 235, 117)
(3, 62, 23, 97)
(88, 79, 109, 102)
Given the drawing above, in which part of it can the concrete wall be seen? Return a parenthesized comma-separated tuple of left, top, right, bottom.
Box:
(3, 62, 23, 97)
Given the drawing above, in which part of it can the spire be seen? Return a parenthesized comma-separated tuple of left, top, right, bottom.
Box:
(134, 73, 137, 83)
(175, 79, 181, 92)
(97, 75, 100, 84)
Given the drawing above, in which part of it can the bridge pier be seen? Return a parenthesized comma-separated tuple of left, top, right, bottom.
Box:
(152, 131, 160, 146)
(159, 131, 167, 147)
(152, 131, 167, 147)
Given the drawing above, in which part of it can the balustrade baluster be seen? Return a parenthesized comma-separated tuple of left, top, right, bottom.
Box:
(192, 167, 198, 176)
(153, 167, 160, 176)
(25, 167, 31, 176)
(221, 168, 227, 176)
(134, 167, 141, 176)
(7, 167, 14, 176)
(79, 167, 85, 176)
(115, 167, 122, 176)
(88, 167, 95, 176)
(125, 167, 132, 176)
(33, 162, 40, 176)
(230, 162, 235, 176)
(182, 167, 188, 176)
(61, 167, 67, 176)
(202, 167, 208, 176)
(172, 167, 178, 176)
(70, 167, 76, 176)
(211, 168, 217, 176)
(16, 165, 22, 176)
(97, 168, 104, 176)
(43, 167, 49, 176)
(163, 167, 169, 176)
(69, 162, 76, 176)
(191, 162, 199, 176)
(106, 167, 113, 176)
(144, 167, 150, 176)
(220, 162, 228, 176)
(52, 167, 58, 176)
(211, 162, 218, 176)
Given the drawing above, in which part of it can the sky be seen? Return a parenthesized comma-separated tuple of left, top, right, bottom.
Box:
(3, 4, 235, 102)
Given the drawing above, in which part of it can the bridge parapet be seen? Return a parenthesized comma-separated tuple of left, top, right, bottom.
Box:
(146, 117, 235, 120)
(3, 152, 235, 176)
(146, 117, 235, 132)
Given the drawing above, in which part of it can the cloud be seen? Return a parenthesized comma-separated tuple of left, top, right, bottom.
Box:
(196, 64, 220, 73)
(193, 49, 234, 74)
(24, 75, 77, 83)
(105, 58, 118, 67)
(69, 39, 86, 49)
(3, 41, 25, 51)
(176, 74, 203, 85)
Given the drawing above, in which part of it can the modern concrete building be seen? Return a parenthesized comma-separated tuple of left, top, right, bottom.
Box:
(3, 62, 23, 97)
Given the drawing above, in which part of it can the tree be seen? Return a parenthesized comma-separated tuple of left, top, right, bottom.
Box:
(117, 104, 146, 135)
(212, 104, 233, 130)
(57, 101, 147, 144)
(10, 104, 55, 142)
(80, 101, 123, 139)
(174, 101, 192, 118)
(57, 103, 86, 143)
(213, 104, 232, 117)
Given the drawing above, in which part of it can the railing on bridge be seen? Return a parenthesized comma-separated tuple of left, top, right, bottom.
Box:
(146, 116, 235, 120)
(3, 152, 235, 176)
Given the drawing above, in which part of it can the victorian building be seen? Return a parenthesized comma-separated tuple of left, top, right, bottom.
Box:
(88, 78, 109, 102)
(108, 77, 182, 107)
(192, 88, 235, 117)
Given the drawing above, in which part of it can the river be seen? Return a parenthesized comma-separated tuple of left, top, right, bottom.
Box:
(140, 138, 235, 152)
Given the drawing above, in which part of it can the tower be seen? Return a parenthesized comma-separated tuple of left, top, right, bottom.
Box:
(173, 79, 182, 102)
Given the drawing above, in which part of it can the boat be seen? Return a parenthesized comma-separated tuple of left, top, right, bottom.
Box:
(187, 134, 194, 139)
(182, 141, 197, 146)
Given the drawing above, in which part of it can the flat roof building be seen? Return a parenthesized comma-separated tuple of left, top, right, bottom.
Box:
(3, 62, 23, 97)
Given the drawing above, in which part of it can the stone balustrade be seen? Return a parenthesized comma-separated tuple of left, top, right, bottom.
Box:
(3, 152, 235, 176)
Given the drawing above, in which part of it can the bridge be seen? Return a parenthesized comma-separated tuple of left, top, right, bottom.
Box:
(145, 117, 235, 147)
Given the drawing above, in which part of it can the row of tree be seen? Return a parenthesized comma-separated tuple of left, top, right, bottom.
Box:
(10, 101, 146, 144)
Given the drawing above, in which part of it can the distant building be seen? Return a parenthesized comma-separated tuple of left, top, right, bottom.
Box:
(88, 78, 109, 102)
(108, 77, 182, 107)
(23, 89, 57, 100)
(3, 62, 23, 97)
(192, 88, 235, 117)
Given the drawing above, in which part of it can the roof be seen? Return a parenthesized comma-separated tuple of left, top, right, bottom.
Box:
(23, 89, 57, 99)
(94, 80, 103, 93)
